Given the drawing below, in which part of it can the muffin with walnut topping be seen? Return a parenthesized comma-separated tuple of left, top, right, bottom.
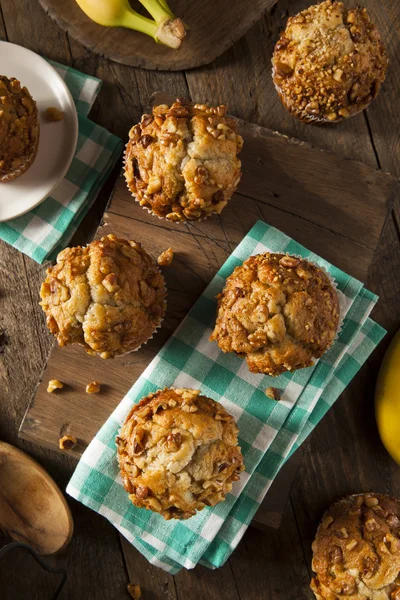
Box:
(0, 75, 39, 181)
(272, 1, 388, 123)
(124, 99, 243, 222)
(210, 253, 339, 376)
(311, 493, 400, 599)
(116, 388, 244, 520)
(39, 234, 166, 359)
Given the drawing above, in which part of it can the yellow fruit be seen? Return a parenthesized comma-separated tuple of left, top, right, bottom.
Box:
(375, 328, 400, 464)
(74, 0, 186, 48)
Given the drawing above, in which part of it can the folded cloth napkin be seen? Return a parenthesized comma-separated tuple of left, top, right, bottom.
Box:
(67, 220, 386, 573)
(0, 60, 123, 264)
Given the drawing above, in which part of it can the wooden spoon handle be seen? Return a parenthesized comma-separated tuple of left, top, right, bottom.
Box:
(0, 542, 67, 600)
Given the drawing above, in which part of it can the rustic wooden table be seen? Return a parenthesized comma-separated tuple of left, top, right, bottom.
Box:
(0, 1, 399, 599)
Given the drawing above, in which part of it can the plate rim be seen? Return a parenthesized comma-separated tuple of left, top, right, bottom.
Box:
(0, 41, 79, 222)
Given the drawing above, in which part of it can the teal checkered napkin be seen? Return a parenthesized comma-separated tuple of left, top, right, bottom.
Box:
(0, 60, 123, 263)
(67, 221, 385, 573)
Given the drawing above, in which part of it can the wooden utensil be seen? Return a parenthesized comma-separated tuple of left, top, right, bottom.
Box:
(0, 442, 73, 555)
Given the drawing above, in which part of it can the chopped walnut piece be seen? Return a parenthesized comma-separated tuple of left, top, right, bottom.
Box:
(365, 496, 379, 507)
(59, 434, 77, 450)
(265, 387, 282, 401)
(157, 247, 174, 267)
(86, 381, 101, 394)
(47, 379, 64, 393)
(44, 106, 64, 122)
(127, 583, 141, 599)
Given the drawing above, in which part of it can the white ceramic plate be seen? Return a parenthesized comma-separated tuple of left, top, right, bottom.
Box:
(0, 42, 78, 221)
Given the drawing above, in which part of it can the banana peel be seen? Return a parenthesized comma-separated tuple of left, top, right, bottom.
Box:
(375, 328, 400, 465)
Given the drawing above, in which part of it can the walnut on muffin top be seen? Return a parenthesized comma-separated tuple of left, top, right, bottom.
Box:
(124, 99, 243, 222)
(40, 234, 166, 359)
(0, 75, 39, 181)
(210, 253, 339, 376)
(311, 493, 400, 600)
(272, 1, 388, 123)
(117, 388, 244, 520)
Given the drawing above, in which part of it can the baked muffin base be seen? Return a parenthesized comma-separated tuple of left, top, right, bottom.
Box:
(0, 127, 40, 182)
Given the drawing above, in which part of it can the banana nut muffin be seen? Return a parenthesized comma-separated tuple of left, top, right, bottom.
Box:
(0, 76, 39, 181)
(40, 234, 166, 359)
(210, 253, 339, 376)
(124, 99, 243, 222)
(272, 1, 388, 123)
(311, 493, 400, 599)
(116, 388, 245, 520)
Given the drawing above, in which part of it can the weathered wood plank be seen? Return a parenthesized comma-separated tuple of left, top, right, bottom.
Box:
(120, 536, 178, 600)
(229, 501, 312, 600)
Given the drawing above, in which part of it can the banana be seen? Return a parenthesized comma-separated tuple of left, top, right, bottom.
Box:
(74, 0, 186, 48)
(375, 328, 400, 465)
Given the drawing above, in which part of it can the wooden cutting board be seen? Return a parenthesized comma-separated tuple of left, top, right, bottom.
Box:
(39, 0, 277, 70)
(19, 110, 397, 529)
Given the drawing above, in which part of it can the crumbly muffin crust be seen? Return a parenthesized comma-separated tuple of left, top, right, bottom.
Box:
(272, 1, 388, 123)
(124, 99, 243, 222)
(210, 253, 339, 376)
(116, 388, 244, 520)
(311, 493, 400, 599)
(40, 234, 166, 358)
(0, 76, 39, 181)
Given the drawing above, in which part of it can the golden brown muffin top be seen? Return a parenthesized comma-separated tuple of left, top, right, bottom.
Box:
(272, 1, 388, 123)
(311, 493, 400, 600)
(39, 234, 166, 358)
(0, 76, 39, 178)
(116, 388, 244, 520)
(124, 99, 243, 222)
(210, 253, 339, 376)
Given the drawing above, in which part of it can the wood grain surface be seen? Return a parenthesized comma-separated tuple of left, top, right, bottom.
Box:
(39, 0, 277, 70)
(0, 0, 399, 598)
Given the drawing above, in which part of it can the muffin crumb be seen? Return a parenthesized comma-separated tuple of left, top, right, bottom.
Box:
(127, 584, 141, 599)
(265, 387, 282, 401)
(44, 106, 64, 122)
(47, 379, 64, 393)
(157, 247, 174, 266)
(59, 434, 77, 450)
(86, 381, 100, 394)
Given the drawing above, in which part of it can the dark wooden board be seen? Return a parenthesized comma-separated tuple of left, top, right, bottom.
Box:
(18, 111, 396, 531)
(39, 0, 277, 71)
